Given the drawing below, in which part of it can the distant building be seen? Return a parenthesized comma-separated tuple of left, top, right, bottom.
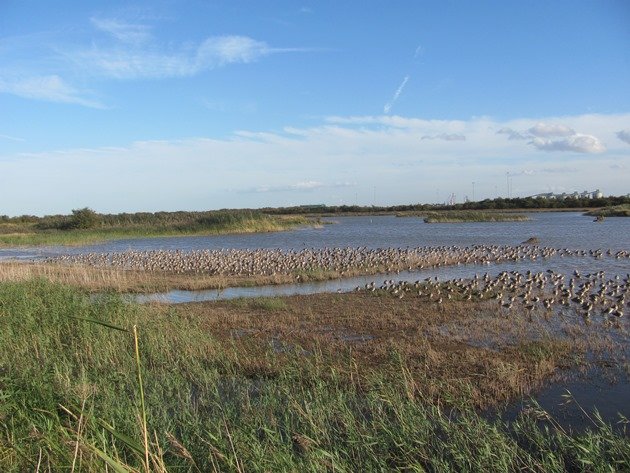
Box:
(530, 189, 603, 200)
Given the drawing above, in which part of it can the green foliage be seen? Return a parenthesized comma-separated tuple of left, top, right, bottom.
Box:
(586, 204, 630, 217)
(1, 209, 309, 246)
(2, 280, 629, 471)
(261, 194, 630, 215)
(229, 296, 288, 311)
(68, 207, 100, 229)
(422, 211, 530, 223)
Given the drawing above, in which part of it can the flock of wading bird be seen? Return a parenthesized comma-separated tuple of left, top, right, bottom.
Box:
(46, 245, 629, 320)
(360, 269, 628, 321)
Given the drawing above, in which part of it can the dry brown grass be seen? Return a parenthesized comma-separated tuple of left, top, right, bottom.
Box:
(0, 262, 354, 292)
(0, 260, 450, 293)
(170, 291, 622, 409)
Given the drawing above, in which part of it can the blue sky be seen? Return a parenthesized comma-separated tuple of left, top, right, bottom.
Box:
(1, 0, 629, 216)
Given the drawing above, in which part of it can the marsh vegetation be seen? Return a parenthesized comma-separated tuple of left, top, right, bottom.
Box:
(0, 209, 311, 247)
(1, 279, 628, 471)
(421, 211, 531, 223)
(586, 204, 630, 217)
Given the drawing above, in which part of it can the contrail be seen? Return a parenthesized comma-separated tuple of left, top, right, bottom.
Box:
(384, 75, 409, 114)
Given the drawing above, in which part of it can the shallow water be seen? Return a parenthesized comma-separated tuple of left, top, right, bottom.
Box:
(2, 212, 629, 260)
(134, 254, 629, 303)
(5, 211, 628, 303)
(490, 369, 630, 435)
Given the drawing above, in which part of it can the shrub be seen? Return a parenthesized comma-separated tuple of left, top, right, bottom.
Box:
(68, 207, 100, 229)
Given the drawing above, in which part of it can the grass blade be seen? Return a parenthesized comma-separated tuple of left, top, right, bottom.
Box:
(66, 315, 129, 332)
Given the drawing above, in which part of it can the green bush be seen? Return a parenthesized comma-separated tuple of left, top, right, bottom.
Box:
(68, 207, 100, 229)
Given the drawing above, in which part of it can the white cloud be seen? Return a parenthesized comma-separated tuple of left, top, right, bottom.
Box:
(384, 75, 409, 114)
(529, 134, 606, 153)
(496, 120, 609, 154)
(617, 130, 630, 145)
(0, 134, 25, 142)
(514, 167, 577, 176)
(528, 122, 575, 137)
(2, 113, 628, 215)
(90, 17, 152, 44)
(497, 127, 529, 140)
(77, 34, 295, 79)
(249, 181, 355, 193)
(77, 17, 309, 80)
(421, 133, 466, 141)
(291, 180, 323, 190)
(197, 36, 270, 66)
(0, 75, 104, 108)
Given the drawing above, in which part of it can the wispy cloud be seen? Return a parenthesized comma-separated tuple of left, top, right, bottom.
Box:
(384, 75, 409, 114)
(421, 133, 466, 141)
(248, 181, 355, 193)
(198, 36, 271, 66)
(617, 130, 630, 145)
(497, 127, 529, 140)
(0, 75, 104, 108)
(514, 167, 578, 176)
(2, 112, 628, 215)
(0, 133, 25, 142)
(76, 33, 303, 79)
(90, 17, 152, 44)
(74, 16, 309, 80)
(0, 15, 311, 107)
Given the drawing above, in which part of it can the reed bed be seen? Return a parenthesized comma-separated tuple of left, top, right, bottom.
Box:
(1, 279, 629, 471)
(0, 212, 310, 247)
(422, 211, 531, 223)
(586, 204, 630, 217)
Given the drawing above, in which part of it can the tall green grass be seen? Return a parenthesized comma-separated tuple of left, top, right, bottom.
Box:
(1, 280, 628, 471)
(586, 204, 630, 217)
(423, 211, 530, 223)
(0, 211, 309, 247)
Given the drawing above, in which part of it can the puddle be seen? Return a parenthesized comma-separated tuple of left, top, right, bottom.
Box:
(488, 368, 630, 435)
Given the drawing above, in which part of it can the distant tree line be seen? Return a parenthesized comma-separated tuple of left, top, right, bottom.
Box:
(0, 208, 274, 232)
(263, 195, 630, 215)
(1, 195, 628, 227)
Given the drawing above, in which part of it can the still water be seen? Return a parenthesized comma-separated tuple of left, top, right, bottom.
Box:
(4, 212, 629, 303)
(2, 211, 630, 259)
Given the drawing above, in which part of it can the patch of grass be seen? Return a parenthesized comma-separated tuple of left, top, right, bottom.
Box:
(0, 211, 311, 247)
(0, 261, 384, 293)
(1, 280, 629, 471)
(586, 204, 630, 217)
(227, 296, 288, 311)
(423, 211, 531, 223)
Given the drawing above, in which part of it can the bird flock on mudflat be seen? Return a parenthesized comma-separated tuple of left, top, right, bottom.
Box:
(46, 245, 629, 279)
(358, 269, 629, 321)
